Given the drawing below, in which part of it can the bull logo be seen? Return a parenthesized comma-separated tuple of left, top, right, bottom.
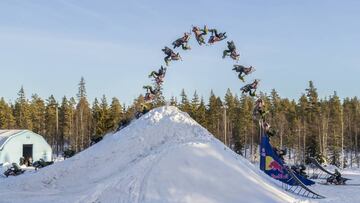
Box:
(265, 156, 283, 173)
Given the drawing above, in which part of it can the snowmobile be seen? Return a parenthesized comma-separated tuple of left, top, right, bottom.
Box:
(229, 51, 240, 61)
(326, 175, 349, 185)
(263, 122, 277, 137)
(162, 47, 182, 66)
(240, 79, 259, 97)
(116, 119, 131, 131)
(308, 157, 352, 184)
(326, 170, 350, 185)
(143, 85, 160, 102)
(253, 98, 267, 121)
(32, 159, 54, 170)
(4, 163, 24, 177)
(233, 65, 255, 82)
(149, 67, 166, 86)
(222, 41, 240, 61)
(63, 149, 76, 159)
(208, 29, 227, 44)
(291, 164, 309, 179)
(90, 136, 103, 146)
(155, 76, 165, 85)
(172, 33, 191, 50)
(192, 25, 208, 45)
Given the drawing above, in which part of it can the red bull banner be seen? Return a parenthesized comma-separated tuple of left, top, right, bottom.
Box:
(260, 135, 315, 186)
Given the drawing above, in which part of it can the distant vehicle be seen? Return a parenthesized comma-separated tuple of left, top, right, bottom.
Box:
(4, 163, 24, 177)
(90, 136, 103, 146)
(63, 149, 76, 159)
(32, 159, 54, 170)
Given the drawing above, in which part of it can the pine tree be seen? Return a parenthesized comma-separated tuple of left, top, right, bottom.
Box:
(196, 97, 207, 127)
(108, 97, 123, 131)
(59, 96, 72, 152)
(68, 97, 77, 150)
(179, 89, 191, 113)
(207, 90, 223, 140)
(91, 95, 109, 137)
(328, 92, 342, 166)
(45, 95, 58, 153)
(76, 77, 92, 151)
(238, 94, 254, 157)
(29, 94, 46, 134)
(190, 91, 200, 120)
(269, 89, 286, 148)
(14, 86, 32, 129)
(92, 98, 101, 137)
(0, 98, 15, 129)
(305, 81, 321, 163)
(100, 95, 109, 132)
(224, 89, 236, 147)
(170, 96, 178, 106)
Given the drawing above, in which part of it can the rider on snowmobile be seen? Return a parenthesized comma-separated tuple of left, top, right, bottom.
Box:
(240, 79, 259, 96)
(223, 40, 240, 61)
(263, 122, 277, 137)
(162, 46, 182, 66)
(232, 65, 255, 82)
(291, 164, 308, 178)
(208, 28, 227, 44)
(172, 32, 191, 50)
(192, 25, 208, 45)
(273, 147, 286, 161)
(149, 66, 167, 85)
(253, 98, 267, 121)
(334, 169, 342, 183)
(143, 85, 159, 102)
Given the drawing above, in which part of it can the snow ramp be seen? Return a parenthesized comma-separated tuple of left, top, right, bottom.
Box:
(0, 106, 297, 203)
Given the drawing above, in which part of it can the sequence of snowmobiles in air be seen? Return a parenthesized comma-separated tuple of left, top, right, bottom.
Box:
(142, 25, 259, 108)
(137, 25, 355, 199)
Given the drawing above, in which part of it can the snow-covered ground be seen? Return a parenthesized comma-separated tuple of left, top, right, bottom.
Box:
(0, 106, 359, 203)
(309, 168, 360, 203)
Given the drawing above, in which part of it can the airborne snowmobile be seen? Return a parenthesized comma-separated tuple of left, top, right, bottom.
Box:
(208, 29, 227, 44)
(172, 32, 191, 50)
(232, 65, 255, 82)
(143, 85, 160, 102)
(223, 41, 239, 61)
(149, 66, 166, 85)
(240, 79, 259, 96)
(162, 46, 182, 66)
(253, 98, 267, 121)
(192, 25, 208, 45)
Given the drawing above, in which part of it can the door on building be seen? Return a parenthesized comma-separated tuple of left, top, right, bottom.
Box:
(23, 144, 33, 166)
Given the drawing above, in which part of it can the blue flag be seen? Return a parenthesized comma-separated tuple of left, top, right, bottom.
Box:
(260, 135, 315, 186)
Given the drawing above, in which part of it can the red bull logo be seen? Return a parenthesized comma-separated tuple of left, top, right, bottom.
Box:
(265, 156, 283, 173)
(264, 156, 289, 180)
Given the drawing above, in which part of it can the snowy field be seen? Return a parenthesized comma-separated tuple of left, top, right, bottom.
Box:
(0, 106, 359, 203)
(311, 169, 360, 203)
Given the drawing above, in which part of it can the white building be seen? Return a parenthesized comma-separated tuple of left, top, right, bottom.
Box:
(0, 130, 52, 165)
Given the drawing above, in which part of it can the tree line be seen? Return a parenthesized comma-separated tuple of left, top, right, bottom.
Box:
(0, 78, 359, 168)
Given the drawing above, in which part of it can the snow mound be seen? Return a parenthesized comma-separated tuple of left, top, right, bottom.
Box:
(0, 106, 296, 203)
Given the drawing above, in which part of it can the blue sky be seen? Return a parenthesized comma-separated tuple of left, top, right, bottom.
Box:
(0, 0, 359, 105)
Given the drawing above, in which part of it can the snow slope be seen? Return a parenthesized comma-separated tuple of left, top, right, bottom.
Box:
(0, 106, 296, 203)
